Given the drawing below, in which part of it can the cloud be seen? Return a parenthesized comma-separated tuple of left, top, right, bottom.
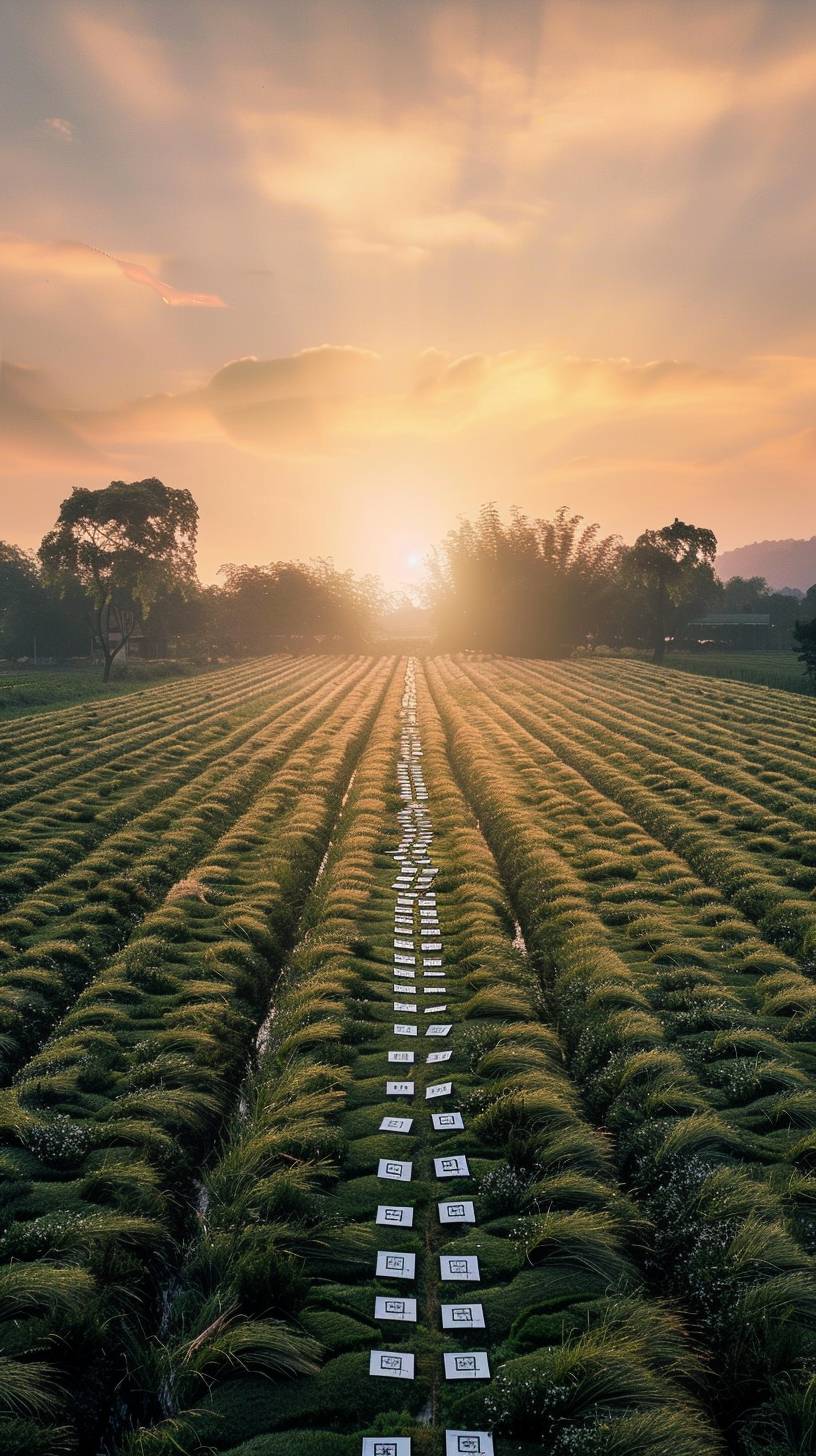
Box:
(67, 8, 185, 118)
(40, 117, 74, 142)
(43, 344, 762, 464)
(0, 232, 226, 308)
(240, 109, 534, 262)
(0, 362, 100, 471)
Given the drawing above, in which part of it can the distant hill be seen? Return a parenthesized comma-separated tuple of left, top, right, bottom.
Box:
(717, 537, 816, 592)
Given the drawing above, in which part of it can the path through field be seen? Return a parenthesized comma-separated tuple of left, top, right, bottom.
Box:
(1, 655, 815, 1456)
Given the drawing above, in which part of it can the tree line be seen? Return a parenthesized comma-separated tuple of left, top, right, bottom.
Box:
(1, 480, 815, 678)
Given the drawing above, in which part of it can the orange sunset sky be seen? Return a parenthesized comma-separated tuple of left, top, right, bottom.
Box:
(1, 0, 815, 591)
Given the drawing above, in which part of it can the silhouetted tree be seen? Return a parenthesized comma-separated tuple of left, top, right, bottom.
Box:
(622, 519, 718, 663)
(211, 559, 385, 655)
(427, 504, 621, 656)
(40, 479, 199, 679)
(794, 609, 816, 683)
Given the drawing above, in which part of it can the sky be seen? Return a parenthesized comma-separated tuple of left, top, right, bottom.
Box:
(1, 0, 816, 592)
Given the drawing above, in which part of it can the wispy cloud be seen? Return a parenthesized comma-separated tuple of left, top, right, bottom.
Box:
(0, 233, 226, 308)
(40, 116, 74, 142)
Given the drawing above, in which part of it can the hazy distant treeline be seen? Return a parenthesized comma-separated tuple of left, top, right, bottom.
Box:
(1, 483, 815, 671)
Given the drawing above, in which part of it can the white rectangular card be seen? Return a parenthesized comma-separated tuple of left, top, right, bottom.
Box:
(432, 1111, 464, 1130)
(380, 1116, 413, 1134)
(426, 1024, 452, 1037)
(439, 1254, 480, 1281)
(386, 1081, 415, 1096)
(427, 1050, 453, 1064)
(362, 1438, 412, 1456)
(394, 1024, 417, 1037)
(370, 1350, 415, 1380)
(439, 1199, 475, 1224)
(376, 1251, 416, 1279)
(376, 1205, 414, 1227)
(443, 1352, 490, 1381)
(378, 1159, 412, 1181)
(426, 1082, 453, 1100)
(444, 1432, 494, 1456)
(435, 1155, 470, 1178)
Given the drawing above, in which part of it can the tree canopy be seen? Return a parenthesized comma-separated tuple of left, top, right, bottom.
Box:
(621, 518, 718, 662)
(427, 504, 621, 656)
(39, 479, 199, 678)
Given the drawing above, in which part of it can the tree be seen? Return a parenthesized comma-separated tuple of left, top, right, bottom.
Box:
(210, 559, 384, 656)
(39, 479, 198, 680)
(426, 504, 621, 656)
(794, 611, 816, 684)
(0, 543, 43, 658)
(622, 518, 718, 664)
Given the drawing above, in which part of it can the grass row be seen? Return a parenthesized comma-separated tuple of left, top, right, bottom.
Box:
(434, 661, 816, 1148)
(0, 657, 311, 811)
(650, 653, 814, 696)
(112, 661, 723, 1456)
(0, 659, 392, 1456)
(521, 658, 816, 820)
(462, 659, 816, 970)
(0, 664, 220, 720)
(0, 659, 378, 1082)
(0, 656, 344, 903)
(426, 656, 816, 1455)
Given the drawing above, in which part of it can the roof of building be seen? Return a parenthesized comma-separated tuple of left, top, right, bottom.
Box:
(688, 613, 772, 626)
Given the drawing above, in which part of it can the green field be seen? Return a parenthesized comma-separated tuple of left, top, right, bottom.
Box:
(0, 661, 215, 719)
(1, 654, 816, 1456)
(660, 648, 814, 694)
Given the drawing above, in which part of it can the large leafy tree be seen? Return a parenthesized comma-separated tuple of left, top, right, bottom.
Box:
(427, 504, 621, 656)
(211, 559, 384, 655)
(39, 479, 198, 679)
(622, 518, 718, 663)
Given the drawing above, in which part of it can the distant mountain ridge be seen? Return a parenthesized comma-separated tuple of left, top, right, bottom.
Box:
(716, 536, 816, 592)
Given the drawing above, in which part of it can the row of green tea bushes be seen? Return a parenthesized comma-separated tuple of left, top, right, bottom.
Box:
(0, 656, 283, 764)
(0, 659, 378, 1083)
(108, 665, 408, 1456)
(425, 657, 816, 1455)
(570, 659, 816, 801)
(0, 656, 308, 813)
(115, 662, 721, 1456)
(0, 656, 346, 907)
(412, 670, 718, 1456)
(452, 660, 816, 1050)
(0, 658, 278, 792)
(430, 665, 816, 1200)
(513, 658, 816, 823)
(588, 656, 816, 741)
(461, 659, 816, 970)
(642, 651, 815, 697)
(569, 658, 816, 774)
(0, 660, 392, 1456)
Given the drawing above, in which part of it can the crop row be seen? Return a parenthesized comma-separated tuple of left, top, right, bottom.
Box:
(0, 659, 379, 1082)
(0, 659, 392, 1456)
(0, 656, 351, 903)
(426, 656, 816, 1454)
(432, 661, 816, 1158)
(111, 661, 726, 1456)
(459, 658, 816, 969)
(0, 655, 319, 818)
(0, 656, 292, 797)
(564, 660, 816, 811)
